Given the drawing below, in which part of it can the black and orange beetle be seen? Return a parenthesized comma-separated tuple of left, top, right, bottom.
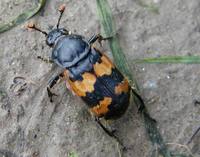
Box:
(27, 4, 145, 147)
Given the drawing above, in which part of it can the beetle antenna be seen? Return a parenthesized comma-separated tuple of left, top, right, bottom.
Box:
(27, 23, 48, 36)
(56, 4, 66, 29)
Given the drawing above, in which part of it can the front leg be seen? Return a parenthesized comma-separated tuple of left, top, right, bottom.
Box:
(88, 34, 113, 45)
(47, 71, 67, 102)
(37, 56, 54, 64)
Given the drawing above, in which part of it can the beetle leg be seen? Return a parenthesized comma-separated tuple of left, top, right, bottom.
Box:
(47, 71, 66, 102)
(37, 56, 54, 64)
(95, 117, 126, 150)
(88, 34, 113, 46)
(131, 87, 157, 123)
(131, 87, 146, 112)
(187, 126, 200, 144)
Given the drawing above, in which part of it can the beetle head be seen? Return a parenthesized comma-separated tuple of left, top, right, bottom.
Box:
(46, 28, 70, 47)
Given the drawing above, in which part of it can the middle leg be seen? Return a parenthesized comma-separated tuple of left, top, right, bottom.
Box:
(47, 71, 67, 102)
(88, 34, 113, 45)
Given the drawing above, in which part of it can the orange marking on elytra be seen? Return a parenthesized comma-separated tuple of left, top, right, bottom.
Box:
(115, 79, 130, 95)
(90, 97, 112, 117)
(68, 72, 96, 97)
(93, 55, 114, 77)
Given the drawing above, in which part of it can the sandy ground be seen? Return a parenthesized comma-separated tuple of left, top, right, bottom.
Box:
(0, 0, 200, 157)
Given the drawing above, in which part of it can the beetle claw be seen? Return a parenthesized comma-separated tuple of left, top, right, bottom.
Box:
(137, 103, 145, 113)
(111, 128, 117, 134)
(47, 87, 58, 102)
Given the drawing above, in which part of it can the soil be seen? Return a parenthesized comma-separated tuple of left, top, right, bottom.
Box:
(0, 0, 199, 157)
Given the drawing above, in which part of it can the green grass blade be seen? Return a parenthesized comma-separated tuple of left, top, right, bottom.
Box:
(171, 154, 193, 157)
(68, 151, 79, 157)
(0, 0, 46, 34)
(137, 0, 159, 14)
(96, 1, 189, 157)
(144, 112, 171, 157)
(96, 0, 138, 89)
(134, 56, 200, 64)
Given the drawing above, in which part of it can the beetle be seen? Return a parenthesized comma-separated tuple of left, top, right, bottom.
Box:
(27, 4, 145, 147)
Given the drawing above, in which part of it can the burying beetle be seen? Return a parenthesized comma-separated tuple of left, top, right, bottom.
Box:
(27, 4, 145, 149)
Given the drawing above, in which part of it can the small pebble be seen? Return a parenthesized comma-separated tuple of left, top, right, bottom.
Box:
(143, 80, 157, 89)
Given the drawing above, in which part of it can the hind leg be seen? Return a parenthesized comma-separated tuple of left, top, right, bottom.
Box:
(95, 117, 126, 150)
(131, 87, 145, 112)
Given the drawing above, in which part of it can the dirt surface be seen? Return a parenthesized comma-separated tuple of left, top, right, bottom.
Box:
(0, 0, 200, 157)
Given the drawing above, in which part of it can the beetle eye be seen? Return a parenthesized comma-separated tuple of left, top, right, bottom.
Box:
(49, 43, 54, 47)
(46, 35, 54, 47)
(46, 40, 53, 47)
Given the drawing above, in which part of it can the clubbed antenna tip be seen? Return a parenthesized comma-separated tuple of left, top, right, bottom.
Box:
(26, 22, 35, 29)
(57, 4, 66, 29)
(59, 4, 66, 13)
(26, 22, 48, 36)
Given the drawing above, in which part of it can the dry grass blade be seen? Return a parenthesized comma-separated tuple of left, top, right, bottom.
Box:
(167, 143, 195, 157)
(0, 0, 46, 34)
